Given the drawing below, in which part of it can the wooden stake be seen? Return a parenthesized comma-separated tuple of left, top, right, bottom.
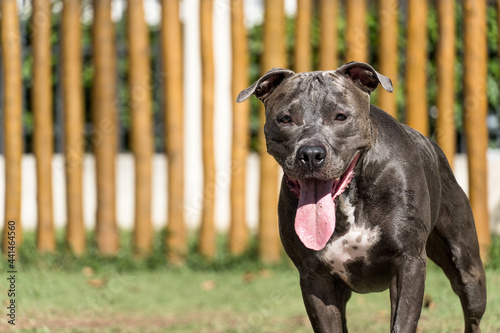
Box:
(162, 0, 186, 263)
(259, 0, 287, 264)
(32, 0, 55, 252)
(198, 0, 217, 259)
(1, 0, 24, 253)
(405, 0, 428, 136)
(463, 0, 490, 259)
(345, 0, 368, 62)
(92, 0, 119, 255)
(229, 0, 250, 256)
(377, 0, 399, 118)
(318, 0, 338, 71)
(127, 0, 153, 256)
(295, 0, 312, 72)
(62, 0, 86, 255)
(436, 0, 456, 168)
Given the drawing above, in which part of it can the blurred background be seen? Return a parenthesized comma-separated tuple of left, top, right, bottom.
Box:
(1, 0, 500, 259)
(1, 0, 500, 331)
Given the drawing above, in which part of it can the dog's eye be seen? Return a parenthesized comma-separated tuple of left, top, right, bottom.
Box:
(278, 115, 292, 123)
(335, 114, 347, 121)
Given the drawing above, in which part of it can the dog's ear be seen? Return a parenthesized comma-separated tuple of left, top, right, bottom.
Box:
(236, 68, 295, 103)
(337, 61, 393, 94)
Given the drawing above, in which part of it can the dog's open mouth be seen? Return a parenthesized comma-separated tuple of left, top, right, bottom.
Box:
(286, 154, 360, 251)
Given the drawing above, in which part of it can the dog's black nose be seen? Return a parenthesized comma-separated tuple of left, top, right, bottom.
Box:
(297, 145, 326, 169)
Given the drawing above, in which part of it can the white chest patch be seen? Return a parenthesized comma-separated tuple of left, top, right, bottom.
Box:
(317, 196, 381, 286)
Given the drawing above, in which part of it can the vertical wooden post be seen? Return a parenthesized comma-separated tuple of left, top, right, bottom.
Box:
(295, 0, 312, 72)
(162, 0, 186, 263)
(32, 0, 55, 252)
(92, 0, 119, 255)
(199, 0, 216, 259)
(127, 0, 153, 256)
(463, 0, 490, 259)
(1, 0, 23, 252)
(229, 0, 249, 256)
(345, 0, 368, 62)
(318, 0, 338, 71)
(62, 0, 85, 255)
(436, 0, 456, 168)
(377, 0, 398, 118)
(405, 0, 428, 136)
(259, 0, 287, 263)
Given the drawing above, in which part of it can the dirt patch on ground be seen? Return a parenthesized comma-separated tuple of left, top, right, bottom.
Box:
(0, 310, 252, 332)
(2, 314, 176, 332)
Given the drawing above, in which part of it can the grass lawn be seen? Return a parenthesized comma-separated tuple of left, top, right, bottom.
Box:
(0, 263, 497, 332)
(1, 233, 499, 332)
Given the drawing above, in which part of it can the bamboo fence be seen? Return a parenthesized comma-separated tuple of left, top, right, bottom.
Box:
(0, 0, 492, 260)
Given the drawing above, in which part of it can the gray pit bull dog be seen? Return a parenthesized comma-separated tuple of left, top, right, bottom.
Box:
(237, 61, 486, 332)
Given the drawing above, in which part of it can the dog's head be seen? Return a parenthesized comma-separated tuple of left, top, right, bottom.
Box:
(237, 61, 393, 251)
(237, 61, 392, 182)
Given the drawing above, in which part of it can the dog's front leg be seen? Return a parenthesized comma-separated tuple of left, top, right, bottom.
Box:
(389, 256, 427, 333)
(300, 274, 352, 333)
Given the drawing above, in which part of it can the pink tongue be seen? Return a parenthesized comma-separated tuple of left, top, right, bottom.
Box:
(295, 179, 336, 251)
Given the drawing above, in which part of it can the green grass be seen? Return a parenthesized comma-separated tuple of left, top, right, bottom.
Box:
(1, 232, 500, 332)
